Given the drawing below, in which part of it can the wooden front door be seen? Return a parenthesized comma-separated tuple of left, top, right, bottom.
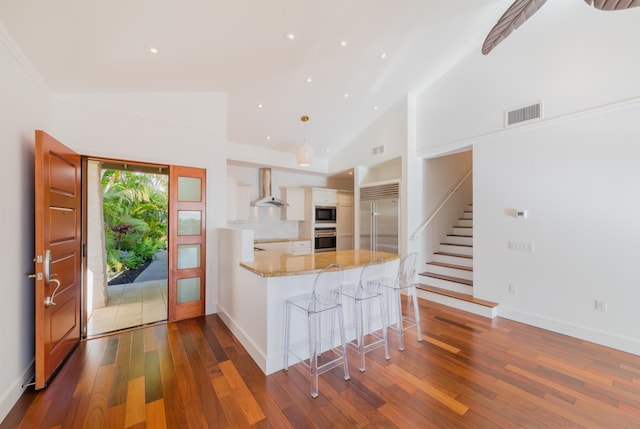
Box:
(34, 130, 82, 390)
(168, 165, 206, 321)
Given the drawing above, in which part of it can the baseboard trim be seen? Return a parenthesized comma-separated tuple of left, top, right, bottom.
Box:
(216, 305, 273, 375)
(0, 361, 34, 423)
(498, 306, 640, 356)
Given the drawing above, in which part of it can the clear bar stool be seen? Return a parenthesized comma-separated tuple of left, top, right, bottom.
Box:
(339, 257, 390, 372)
(283, 264, 350, 398)
(381, 252, 423, 351)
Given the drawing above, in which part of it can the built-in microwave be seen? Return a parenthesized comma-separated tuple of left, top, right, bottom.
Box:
(315, 206, 336, 223)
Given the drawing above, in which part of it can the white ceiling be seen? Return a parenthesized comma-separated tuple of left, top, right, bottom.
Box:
(0, 0, 510, 161)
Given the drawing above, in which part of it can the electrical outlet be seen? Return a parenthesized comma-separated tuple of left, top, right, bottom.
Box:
(594, 300, 608, 312)
(508, 284, 518, 294)
(508, 241, 534, 252)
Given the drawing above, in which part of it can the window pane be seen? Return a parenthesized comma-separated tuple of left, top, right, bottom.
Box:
(178, 177, 201, 201)
(177, 277, 201, 304)
(178, 210, 201, 235)
(178, 244, 200, 269)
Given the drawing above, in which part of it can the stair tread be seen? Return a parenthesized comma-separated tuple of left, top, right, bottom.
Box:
(433, 251, 473, 259)
(426, 261, 472, 271)
(417, 284, 497, 308)
(447, 234, 473, 238)
(440, 242, 472, 248)
(419, 271, 473, 286)
(453, 226, 473, 228)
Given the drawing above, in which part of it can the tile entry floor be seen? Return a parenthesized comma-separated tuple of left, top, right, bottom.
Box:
(87, 279, 168, 337)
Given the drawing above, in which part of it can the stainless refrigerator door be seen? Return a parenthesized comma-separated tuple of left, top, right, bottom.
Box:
(372, 198, 398, 254)
(359, 200, 373, 250)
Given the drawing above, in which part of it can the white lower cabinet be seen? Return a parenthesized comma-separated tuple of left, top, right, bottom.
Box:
(256, 242, 291, 252)
(291, 240, 312, 255)
(255, 240, 311, 255)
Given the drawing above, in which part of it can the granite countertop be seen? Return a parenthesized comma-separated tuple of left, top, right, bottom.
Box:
(240, 249, 399, 278)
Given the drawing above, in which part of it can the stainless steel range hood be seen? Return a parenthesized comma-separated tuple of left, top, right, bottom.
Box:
(250, 167, 289, 207)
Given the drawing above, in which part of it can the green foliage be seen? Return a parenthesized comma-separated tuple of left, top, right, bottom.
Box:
(102, 169, 168, 276)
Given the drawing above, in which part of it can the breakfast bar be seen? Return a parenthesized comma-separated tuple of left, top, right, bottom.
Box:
(217, 228, 399, 374)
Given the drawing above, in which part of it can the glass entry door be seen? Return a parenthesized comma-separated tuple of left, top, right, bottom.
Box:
(168, 165, 206, 321)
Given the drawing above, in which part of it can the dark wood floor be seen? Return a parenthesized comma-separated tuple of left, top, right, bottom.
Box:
(3, 299, 640, 428)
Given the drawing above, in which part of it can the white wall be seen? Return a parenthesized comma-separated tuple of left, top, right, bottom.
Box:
(51, 92, 228, 317)
(417, 1, 640, 156)
(0, 25, 52, 421)
(416, 1, 640, 354)
(226, 164, 329, 240)
(331, 97, 408, 174)
(475, 102, 640, 353)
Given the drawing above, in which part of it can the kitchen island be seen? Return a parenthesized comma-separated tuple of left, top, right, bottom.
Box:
(217, 228, 399, 374)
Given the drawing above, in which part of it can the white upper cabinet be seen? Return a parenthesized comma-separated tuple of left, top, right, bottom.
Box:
(282, 187, 305, 221)
(311, 188, 337, 206)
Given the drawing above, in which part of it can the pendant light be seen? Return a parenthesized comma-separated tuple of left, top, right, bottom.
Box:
(296, 115, 314, 166)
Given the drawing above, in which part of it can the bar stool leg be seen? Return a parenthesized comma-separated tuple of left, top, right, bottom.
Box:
(394, 288, 405, 351)
(337, 306, 350, 381)
(284, 302, 291, 370)
(411, 287, 423, 342)
(356, 300, 366, 371)
(309, 312, 319, 398)
(378, 294, 390, 360)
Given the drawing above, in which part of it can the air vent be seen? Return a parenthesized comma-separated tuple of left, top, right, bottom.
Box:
(360, 182, 399, 201)
(372, 145, 385, 155)
(505, 102, 542, 127)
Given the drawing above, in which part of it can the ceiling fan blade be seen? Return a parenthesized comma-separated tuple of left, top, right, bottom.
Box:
(584, 0, 640, 10)
(482, 0, 548, 55)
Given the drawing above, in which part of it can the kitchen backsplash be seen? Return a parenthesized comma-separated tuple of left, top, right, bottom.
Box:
(227, 206, 300, 240)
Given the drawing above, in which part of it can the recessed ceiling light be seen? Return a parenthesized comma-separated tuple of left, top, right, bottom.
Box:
(266, 135, 271, 140)
(257, 103, 263, 109)
(373, 105, 379, 110)
(380, 53, 387, 60)
(325, 149, 331, 153)
(344, 93, 349, 99)
(340, 40, 347, 47)
(285, 32, 295, 40)
(306, 77, 312, 83)
(146, 46, 159, 54)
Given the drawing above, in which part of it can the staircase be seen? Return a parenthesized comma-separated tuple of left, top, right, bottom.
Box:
(416, 204, 498, 318)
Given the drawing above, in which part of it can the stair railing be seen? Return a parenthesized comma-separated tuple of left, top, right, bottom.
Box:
(409, 169, 472, 241)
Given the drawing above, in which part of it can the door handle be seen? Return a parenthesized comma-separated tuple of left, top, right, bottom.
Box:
(44, 249, 53, 285)
(44, 279, 61, 308)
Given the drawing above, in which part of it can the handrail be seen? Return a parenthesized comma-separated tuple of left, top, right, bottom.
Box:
(409, 169, 472, 241)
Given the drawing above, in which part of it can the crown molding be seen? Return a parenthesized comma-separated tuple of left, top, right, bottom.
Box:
(0, 21, 51, 100)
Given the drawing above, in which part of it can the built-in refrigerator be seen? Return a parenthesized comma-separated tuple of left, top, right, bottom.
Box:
(359, 183, 399, 254)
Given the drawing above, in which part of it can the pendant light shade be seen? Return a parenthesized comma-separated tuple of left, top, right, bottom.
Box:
(296, 140, 314, 166)
(296, 115, 314, 166)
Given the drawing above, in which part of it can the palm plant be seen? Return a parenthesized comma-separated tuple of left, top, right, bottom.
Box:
(102, 169, 168, 276)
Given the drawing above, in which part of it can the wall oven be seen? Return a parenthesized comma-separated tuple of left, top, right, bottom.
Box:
(314, 227, 337, 253)
(315, 206, 337, 223)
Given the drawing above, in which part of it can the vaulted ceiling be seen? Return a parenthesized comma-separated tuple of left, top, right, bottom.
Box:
(0, 0, 509, 161)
